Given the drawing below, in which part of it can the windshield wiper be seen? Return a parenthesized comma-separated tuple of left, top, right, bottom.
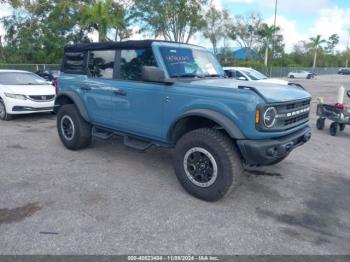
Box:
(172, 74, 204, 78)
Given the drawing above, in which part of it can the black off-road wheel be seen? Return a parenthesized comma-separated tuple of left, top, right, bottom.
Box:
(339, 124, 346, 132)
(173, 128, 243, 202)
(57, 104, 92, 150)
(330, 122, 338, 136)
(316, 118, 325, 130)
(0, 99, 13, 121)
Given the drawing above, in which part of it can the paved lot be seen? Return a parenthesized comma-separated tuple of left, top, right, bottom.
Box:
(0, 75, 349, 255)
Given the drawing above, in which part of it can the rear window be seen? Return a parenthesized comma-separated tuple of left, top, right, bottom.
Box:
(0, 72, 47, 85)
(63, 52, 86, 73)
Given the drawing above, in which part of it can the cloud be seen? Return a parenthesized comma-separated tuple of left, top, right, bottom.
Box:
(265, 15, 308, 52)
(309, 6, 350, 51)
(226, 0, 331, 13)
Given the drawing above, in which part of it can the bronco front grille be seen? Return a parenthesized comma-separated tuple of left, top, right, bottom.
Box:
(275, 99, 311, 130)
(28, 95, 55, 102)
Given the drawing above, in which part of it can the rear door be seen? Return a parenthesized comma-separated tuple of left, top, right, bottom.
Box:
(80, 49, 117, 126)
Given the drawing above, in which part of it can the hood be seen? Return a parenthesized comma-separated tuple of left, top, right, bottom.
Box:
(257, 78, 289, 85)
(3, 84, 55, 96)
(190, 78, 311, 103)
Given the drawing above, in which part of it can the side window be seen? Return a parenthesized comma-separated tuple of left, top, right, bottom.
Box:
(88, 50, 116, 79)
(63, 52, 86, 74)
(225, 70, 236, 78)
(235, 71, 246, 79)
(120, 48, 157, 81)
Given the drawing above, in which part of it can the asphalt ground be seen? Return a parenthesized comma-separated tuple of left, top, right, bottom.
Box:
(0, 74, 349, 255)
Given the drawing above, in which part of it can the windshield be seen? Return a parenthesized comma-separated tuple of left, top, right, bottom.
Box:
(160, 46, 225, 78)
(241, 69, 268, 80)
(0, 72, 48, 85)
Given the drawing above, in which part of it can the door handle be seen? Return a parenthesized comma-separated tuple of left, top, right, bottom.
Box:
(113, 89, 127, 96)
(80, 85, 91, 91)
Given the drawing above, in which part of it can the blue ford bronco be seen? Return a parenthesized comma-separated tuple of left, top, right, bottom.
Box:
(55, 40, 311, 201)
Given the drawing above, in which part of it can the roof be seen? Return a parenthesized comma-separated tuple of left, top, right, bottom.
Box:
(0, 69, 32, 73)
(223, 67, 254, 70)
(64, 39, 201, 52)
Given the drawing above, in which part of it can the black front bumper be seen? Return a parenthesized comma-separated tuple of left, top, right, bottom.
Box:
(237, 126, 311, 165)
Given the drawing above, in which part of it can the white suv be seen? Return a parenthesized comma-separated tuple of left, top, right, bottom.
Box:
(0, 70, 56, 120)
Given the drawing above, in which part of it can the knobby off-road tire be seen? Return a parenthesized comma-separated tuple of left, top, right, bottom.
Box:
(57, 104, 92, 150)
(0, 99, 13, 121)
(173, 128, 243, 202)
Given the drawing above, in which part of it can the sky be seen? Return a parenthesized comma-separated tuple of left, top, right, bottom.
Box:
(1, 0, 350, 53)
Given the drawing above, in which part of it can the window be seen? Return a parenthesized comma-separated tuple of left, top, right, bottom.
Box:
(120, 48, 157, 81)
(235, 71, 247, 80)
(88, 50, 116, 79)
(63, 52, 86, 73)
(225, 70, 235, 78)
(0, 72, 48, 85)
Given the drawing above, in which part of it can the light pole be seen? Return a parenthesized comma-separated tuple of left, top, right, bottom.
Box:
(346, 28, 350, 68)
(270, 0, 278, 77)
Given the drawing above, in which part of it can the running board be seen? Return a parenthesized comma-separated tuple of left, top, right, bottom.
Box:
(92, 126, 154, 152)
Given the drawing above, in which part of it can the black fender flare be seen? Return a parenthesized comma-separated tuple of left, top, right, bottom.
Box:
(54, 91, 90, 122)
(168, 109, 245, 141)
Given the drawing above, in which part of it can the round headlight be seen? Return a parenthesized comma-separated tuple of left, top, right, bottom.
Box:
(263, 107, 277, 128)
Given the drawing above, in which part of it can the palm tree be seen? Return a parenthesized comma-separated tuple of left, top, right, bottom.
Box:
(309, 34, 326, 68)
(80, 0, 125, 42)
(258, 23, 280, 66)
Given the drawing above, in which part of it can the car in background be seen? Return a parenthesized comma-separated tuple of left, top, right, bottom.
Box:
(338, 68, 350, 75)
(223, 67, 289, 85)
(35, 69, 61, 82)
(288, 70, 315, 79)
(0, 70, 55, 120)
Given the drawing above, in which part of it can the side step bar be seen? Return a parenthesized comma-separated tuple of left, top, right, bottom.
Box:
(92, 126, 154, 152)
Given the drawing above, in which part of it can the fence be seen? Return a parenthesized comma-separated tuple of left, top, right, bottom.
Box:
(0, 64, 61, 72)
(256, 67, 341, 78)
(0, 63, 342, 78)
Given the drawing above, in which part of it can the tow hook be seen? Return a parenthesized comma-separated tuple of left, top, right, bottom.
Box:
(303, 132, 311, 142)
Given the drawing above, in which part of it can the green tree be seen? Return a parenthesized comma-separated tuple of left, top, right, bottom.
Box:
(226, 12, 262, 59)
(202, 4, 225, 55)
(257, 23, 281, 66)
(326, 34, 339, 54)
(134, 0, 207, 43)
(80, 0, 126, 42)
(309, 34, 326, 68)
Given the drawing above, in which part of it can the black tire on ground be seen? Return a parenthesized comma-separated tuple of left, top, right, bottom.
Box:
(173, 128, 243, 202)
(57, 104, 92, 150)
(316, 118, 325, 130)
(0, 99, 13, 121)
(339, 124, 346, 132)
(266, 153, 290, 165)
(289, 75, 295, 79)
(330, 122, 338, 136)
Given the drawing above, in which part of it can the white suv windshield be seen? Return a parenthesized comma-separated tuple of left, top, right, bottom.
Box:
(0, 72, 47, 85)
(160, 47, 224, 78)
(241, 69, 268, 80)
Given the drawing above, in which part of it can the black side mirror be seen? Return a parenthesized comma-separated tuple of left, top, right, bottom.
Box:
(347, 90, 350, 98)
(142, 66, 171, 84)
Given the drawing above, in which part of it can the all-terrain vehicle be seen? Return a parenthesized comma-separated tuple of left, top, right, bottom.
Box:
(55, 40, 312, 201)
